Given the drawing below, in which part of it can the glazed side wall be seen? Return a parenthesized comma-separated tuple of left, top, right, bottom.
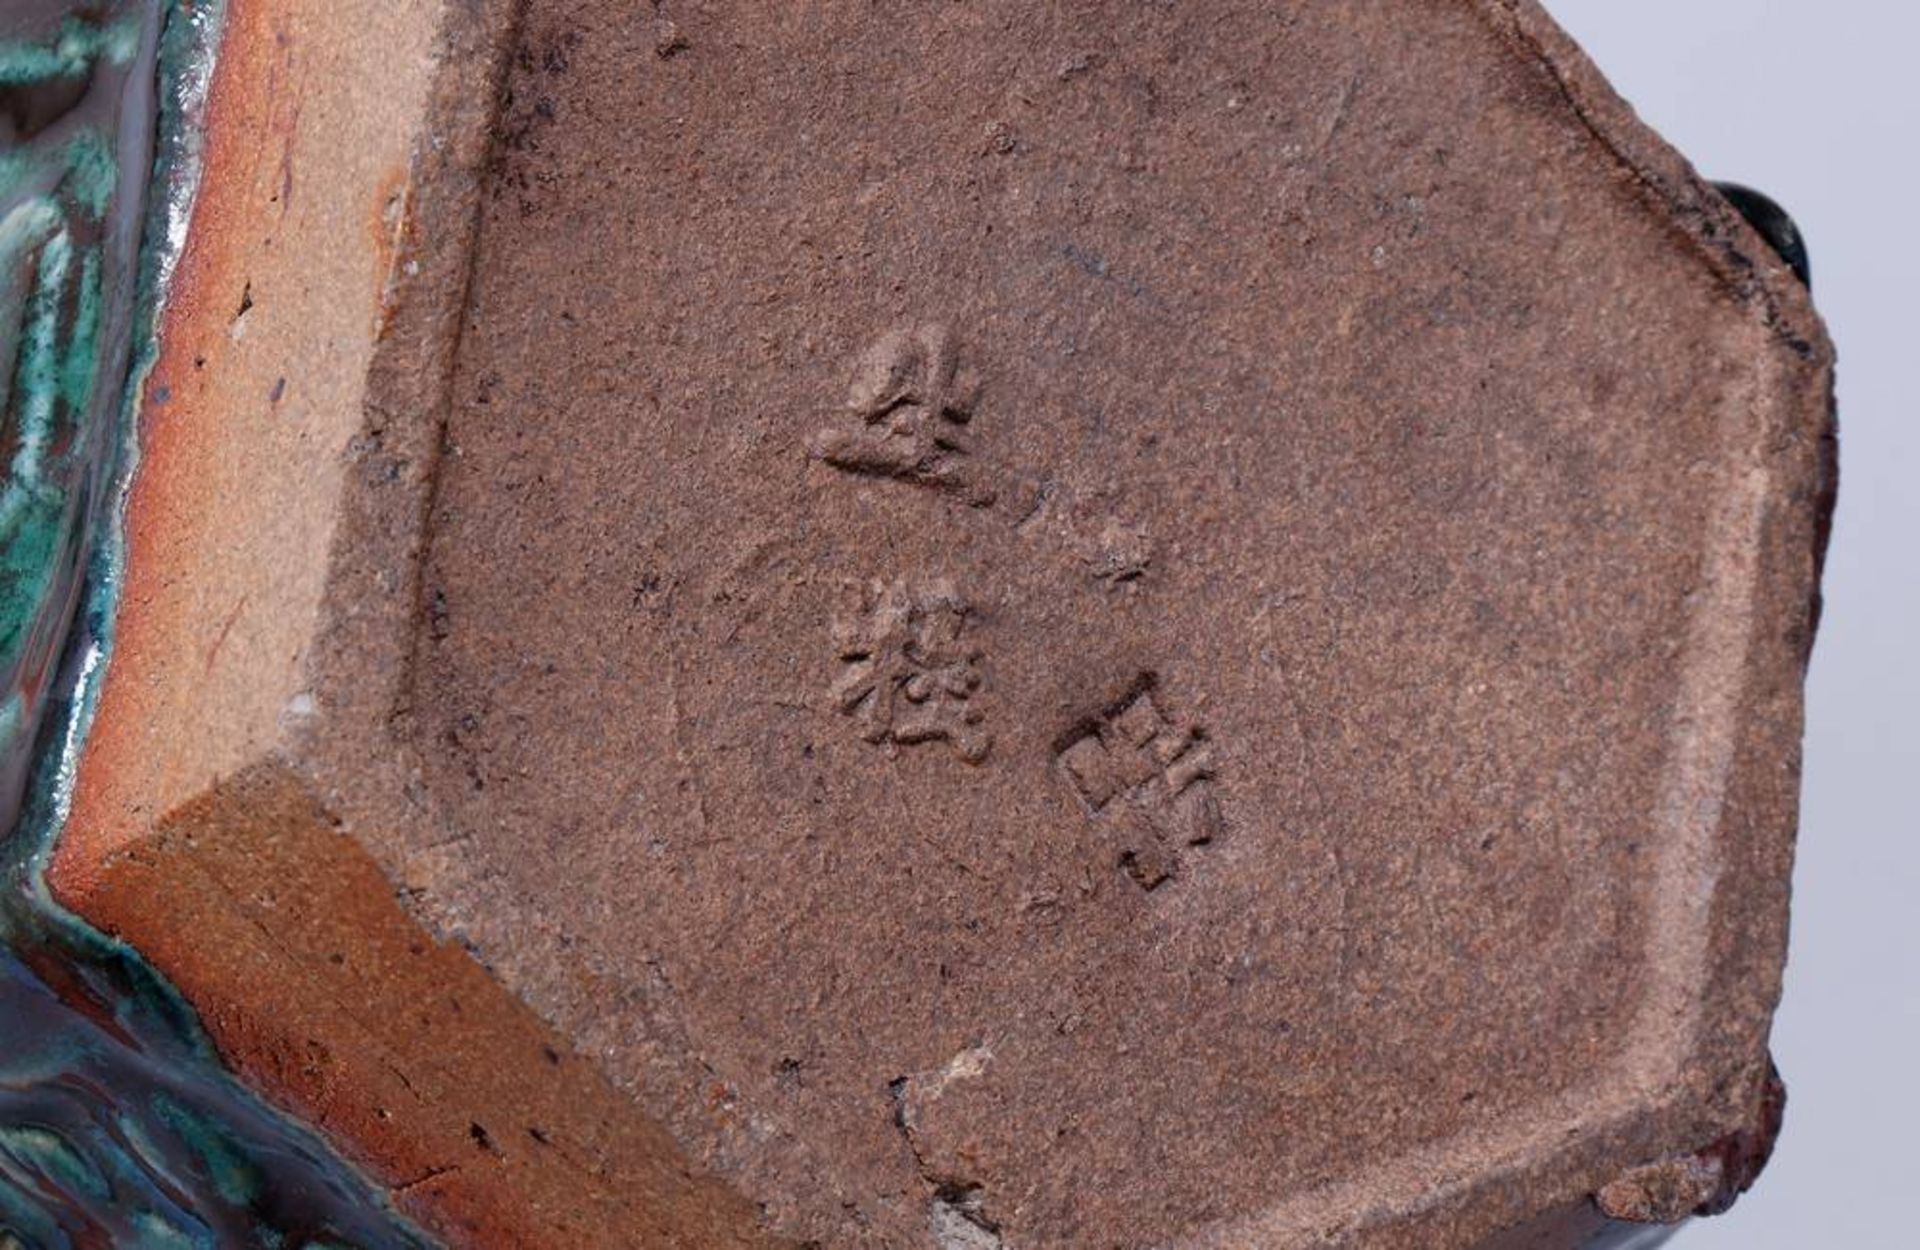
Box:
(50, 0, 437, 895)
(43, 2, 779, 1243)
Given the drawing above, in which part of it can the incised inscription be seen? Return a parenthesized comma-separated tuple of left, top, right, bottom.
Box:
(831, 579, 991, 764)
(810, 323, 994, 506)
(1059, 682, 1222, 889)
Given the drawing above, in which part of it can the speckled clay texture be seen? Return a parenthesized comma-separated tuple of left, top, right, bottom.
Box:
(50, 3, 1832, 1247)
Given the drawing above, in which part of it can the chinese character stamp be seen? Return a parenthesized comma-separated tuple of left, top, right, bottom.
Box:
(831, 579, 991, 764)
(1058, 681, 1223, 889)
(809, 323, 994, 506)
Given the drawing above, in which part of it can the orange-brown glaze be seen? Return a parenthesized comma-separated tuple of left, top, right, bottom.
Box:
(87, 763, 777, 1247)
(52, 0, 437, 900)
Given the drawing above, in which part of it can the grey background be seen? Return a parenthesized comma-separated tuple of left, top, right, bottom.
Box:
(1546, 3, 1918, 1246)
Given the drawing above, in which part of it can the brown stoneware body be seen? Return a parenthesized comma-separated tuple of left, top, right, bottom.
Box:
(49, 2, 1833, 1247)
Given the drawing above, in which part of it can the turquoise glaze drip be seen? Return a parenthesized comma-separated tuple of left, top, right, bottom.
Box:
(0, 5, 435, 1246)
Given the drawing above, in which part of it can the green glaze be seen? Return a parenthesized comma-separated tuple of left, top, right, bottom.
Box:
(0, 16, 139, 85)
(0, 13, 123, 685)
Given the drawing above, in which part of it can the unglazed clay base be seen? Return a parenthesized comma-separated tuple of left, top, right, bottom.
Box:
(48, 4, 1832, 1247)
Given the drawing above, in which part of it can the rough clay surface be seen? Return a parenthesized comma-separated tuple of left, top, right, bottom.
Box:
(52, 2, 1832, 1248)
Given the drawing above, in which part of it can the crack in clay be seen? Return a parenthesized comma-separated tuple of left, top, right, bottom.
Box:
(888, 1049, 1008, 1248)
